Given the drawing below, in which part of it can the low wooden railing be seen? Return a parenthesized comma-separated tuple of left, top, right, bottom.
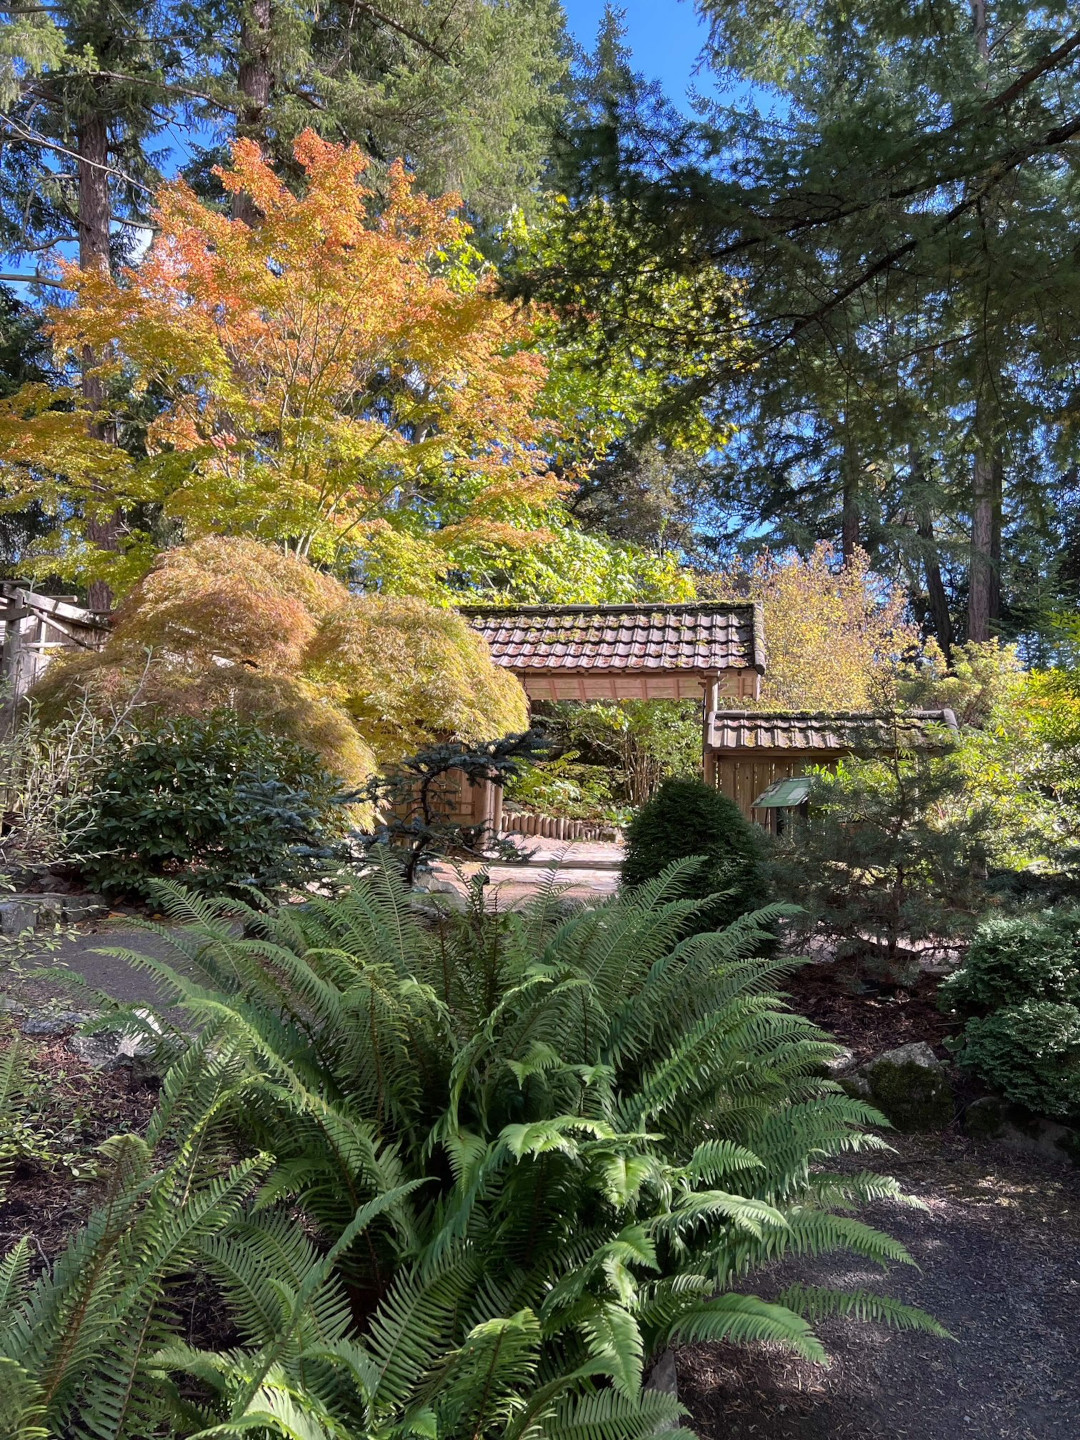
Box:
(500, 811, 622, 843)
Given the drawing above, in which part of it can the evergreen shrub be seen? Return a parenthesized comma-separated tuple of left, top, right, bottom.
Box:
(621, 776, 770, 928)
(81, 709, 346, 899)
(957, 1000, 1080, 1119)
(938, 909, 1080, 1016)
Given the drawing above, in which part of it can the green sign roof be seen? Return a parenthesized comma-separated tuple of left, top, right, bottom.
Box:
(753, 777, 812, 808)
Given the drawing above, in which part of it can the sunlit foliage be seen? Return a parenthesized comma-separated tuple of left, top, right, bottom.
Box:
(705, 545, 922, 710)
(32, 537, 526, 781)
(0, 133, 563, 597)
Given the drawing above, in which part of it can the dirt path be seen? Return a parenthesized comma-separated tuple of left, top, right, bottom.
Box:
(679, 1134, 1080, 1440)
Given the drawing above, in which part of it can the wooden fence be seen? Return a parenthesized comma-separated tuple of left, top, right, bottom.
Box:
(500, 811, 622, 843)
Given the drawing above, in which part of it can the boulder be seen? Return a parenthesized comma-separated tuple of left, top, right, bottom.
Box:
(20, 1012, 91, 1037)
(68, 1029, 155, 1072)
(844, 1041, 954, 1131)
(964, 1096, 1080, 1164)
(821, 1045, 857, 1077)
(0, 900, 37, 937)
(67, 1007, 163, 1074)
(0, 892, 107, 934)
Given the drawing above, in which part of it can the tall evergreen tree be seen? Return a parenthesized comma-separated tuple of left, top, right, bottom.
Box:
(536, 2, 1080, 649)
(180, 0, 571, 227)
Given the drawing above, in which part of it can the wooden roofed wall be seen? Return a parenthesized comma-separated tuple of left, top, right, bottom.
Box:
(517, 665, 759, 704)
(710, 751, 844, 822)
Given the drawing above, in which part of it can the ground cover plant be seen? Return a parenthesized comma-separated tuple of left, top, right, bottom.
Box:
(0, 860, 946, 1438)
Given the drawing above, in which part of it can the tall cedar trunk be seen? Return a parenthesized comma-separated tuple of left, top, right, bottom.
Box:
(909, 449, 954, 658)
(77, 110, 118, 613)
(840, 436, 859, 564)
(969, 420, 1002, 643)
(234, 0, 273, 224)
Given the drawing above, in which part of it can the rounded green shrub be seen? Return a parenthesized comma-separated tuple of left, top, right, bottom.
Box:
(938, 909, 1080, 1016)
(81, 709, 347, 900)
(621, 776, 770, 929)
(958, 1000, 1080, 1119)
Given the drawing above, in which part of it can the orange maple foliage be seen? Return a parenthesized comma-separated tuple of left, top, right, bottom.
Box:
(0, 133, 562, 595)
(33, 536, 528, 782)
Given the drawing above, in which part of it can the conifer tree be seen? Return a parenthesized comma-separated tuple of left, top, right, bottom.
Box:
(539, 3, 1080, 649)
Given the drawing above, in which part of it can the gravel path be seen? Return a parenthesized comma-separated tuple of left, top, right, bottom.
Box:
(679, 1134, 1080, 1440)
(0, 917, 205, 1018)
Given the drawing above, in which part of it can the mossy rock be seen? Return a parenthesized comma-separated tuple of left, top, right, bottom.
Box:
(964, 1095, 1080, 1163)
(844, 1041, 954, 1132)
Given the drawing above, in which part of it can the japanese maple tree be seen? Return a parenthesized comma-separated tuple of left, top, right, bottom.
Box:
(0, 133, 562, 596)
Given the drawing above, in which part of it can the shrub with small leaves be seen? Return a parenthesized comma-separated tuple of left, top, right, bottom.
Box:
(957, 1000, 1080, 1119)
(81, 709, 347, 899)
(621, 776, 770, 929)
(939, 909, 1080, 1017)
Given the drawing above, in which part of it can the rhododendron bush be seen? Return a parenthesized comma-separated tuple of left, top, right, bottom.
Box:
(0, 133, 562, 597)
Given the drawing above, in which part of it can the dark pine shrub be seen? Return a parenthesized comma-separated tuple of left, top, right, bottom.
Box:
(957, 1000, 1080, 1119)
(81, 709, 346, 900)
(621, 776, 770, 929)
(938, 908, 1080, 1017)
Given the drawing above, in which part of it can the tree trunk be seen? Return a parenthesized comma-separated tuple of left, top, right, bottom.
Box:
(840, 440, 860, 564)
(972, 0, 989, 63)
(917, 509, 953, 659)
(233, 0, 274, 224)
(968, 427, 1002, 643)
(77, 110, 119, 613)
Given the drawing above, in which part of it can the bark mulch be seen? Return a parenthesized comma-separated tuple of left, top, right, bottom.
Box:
(678, 958, 1080, 1440)
(0, 1025, 159, 1263)
(678, 1133, 1080, 1440)
(782, 962, 955, 1063)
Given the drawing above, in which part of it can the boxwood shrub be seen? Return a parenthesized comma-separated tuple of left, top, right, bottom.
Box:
(938, 908, 1080, 1017)
(957, 1000, 1080, 1120)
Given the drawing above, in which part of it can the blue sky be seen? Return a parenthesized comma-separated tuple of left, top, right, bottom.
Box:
(561, 0, 713, 105)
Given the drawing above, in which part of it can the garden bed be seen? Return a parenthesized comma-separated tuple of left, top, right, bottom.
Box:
(782, 964, 956, 1064)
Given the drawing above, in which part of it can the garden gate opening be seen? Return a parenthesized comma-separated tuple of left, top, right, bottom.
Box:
(460, 601, 767, 836)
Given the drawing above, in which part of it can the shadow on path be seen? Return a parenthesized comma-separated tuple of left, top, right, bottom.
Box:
(680, 1134, 1080, 1440)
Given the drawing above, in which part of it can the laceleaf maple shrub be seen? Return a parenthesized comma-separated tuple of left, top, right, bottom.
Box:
(33, 537, 527, 782)
(0, 133, 562, 597)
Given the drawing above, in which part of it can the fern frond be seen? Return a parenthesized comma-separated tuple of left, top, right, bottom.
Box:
(660, 1292, 828, 1363)
(776, 1283, 953, 1337)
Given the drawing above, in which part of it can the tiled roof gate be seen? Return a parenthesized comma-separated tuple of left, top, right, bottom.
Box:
(460, 601, 765, 702)
(707, 709, 959, 754)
